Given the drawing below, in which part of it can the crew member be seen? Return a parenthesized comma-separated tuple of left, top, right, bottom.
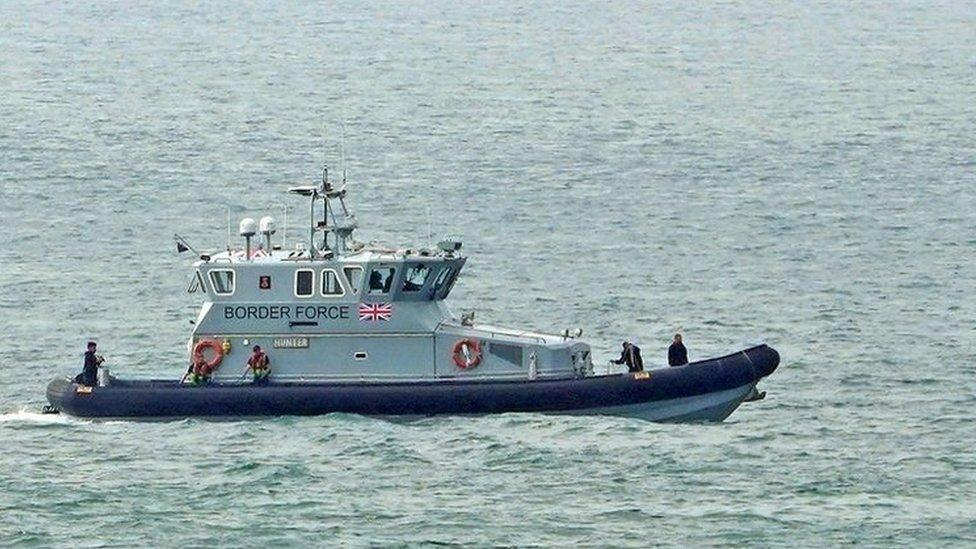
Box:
(187, 357, 211, 385)
(77, 341, 104, 386)
(611, 341, 644, 373)
(668, 333, 688, 366)
(369, 270, 384, 292)
(246, 345, 271, 385)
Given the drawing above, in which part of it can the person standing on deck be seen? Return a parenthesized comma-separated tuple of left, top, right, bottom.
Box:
(245, 345, 271, 385)
(668, 334, 689, 366)
(77, 341, 103, 386)
(611, 341, 644, 373)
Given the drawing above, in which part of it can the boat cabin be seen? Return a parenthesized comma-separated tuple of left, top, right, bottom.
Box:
(184, 169, 592, 383)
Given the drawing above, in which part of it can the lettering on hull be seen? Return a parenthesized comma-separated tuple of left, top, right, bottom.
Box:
(273, 337, 309, 348)
(223, 305, 350, 321)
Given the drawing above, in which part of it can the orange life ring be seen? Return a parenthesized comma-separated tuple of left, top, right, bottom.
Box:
(452, 339, 482, 370)
(192, 339, 224, 375)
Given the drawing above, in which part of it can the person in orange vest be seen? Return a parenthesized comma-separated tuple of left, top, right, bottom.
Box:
(245, 345, 271, 385)
(187, 356, 212, 385)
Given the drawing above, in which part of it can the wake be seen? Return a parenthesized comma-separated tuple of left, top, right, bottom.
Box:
(0, 407, 77, 425)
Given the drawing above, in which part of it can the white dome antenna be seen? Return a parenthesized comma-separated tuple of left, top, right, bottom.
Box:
(239, 218, 257, 237)
(239, 217, 257, 260)
(260, 216, 277, 251)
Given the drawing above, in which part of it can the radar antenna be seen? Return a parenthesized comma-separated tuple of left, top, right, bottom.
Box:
(289, 164, 358, 258)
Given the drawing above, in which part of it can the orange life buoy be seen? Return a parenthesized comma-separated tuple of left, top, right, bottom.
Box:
(452, 339, 482, 370)
(192, 339, 224, 375)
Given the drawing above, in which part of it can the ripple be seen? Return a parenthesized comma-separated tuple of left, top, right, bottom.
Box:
(2, 1, 974, 546)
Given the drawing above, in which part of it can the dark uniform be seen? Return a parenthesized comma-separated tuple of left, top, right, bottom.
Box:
(612, 343, 644, 373)
(668, 341, 688, 366)
(81, 348, 101, 385)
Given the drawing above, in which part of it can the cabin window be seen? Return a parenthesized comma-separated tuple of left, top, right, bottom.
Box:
(434, 267, 459, 299)
(187, 270, 206, 294)
(442, 270, 460, 296)
(431, 267, 453, 294)
(294, 269, 314, 297)
(402, 264, 432, 292)
(321, 269, 345, 297)
(367, 267, 396, 295)
(343, 266, 364, 294)
(209, 270, 235, 296)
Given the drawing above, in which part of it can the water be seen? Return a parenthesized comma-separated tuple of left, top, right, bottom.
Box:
(1, 1, 974, 546)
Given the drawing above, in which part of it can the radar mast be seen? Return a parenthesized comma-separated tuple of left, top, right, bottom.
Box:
(288, 165, 358, 258)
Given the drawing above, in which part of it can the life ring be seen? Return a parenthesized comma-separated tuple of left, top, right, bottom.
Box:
(452, 339, 482, 370)
(192, 339, 224, 374)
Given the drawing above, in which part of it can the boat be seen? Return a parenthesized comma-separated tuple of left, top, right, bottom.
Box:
(45, 167, 779, 421)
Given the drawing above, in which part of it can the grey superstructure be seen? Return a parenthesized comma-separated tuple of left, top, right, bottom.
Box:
(191, 168, 590, 383)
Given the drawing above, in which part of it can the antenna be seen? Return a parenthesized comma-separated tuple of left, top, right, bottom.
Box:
(321, 166, 330, 252)
(426, 206, 433, 248)
(340, 123, 346, 185)
(226, 206, 232, 251)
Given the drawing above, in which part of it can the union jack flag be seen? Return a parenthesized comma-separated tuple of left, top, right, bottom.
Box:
(359, 303, 393, 322)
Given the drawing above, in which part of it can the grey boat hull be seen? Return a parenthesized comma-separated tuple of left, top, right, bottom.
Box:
(565, 382, 759, 422)
(46, 344, 779, 422)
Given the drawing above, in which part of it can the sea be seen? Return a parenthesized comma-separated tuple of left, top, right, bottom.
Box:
(0, 1, 973, 546)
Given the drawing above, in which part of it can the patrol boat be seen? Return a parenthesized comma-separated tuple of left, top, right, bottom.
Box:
(46, 168, 779, 421)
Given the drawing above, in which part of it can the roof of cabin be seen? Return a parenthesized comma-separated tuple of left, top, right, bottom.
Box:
(196, 245, 463, 267)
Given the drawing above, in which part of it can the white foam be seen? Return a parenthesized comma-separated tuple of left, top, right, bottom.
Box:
(0, 408, 78, 425)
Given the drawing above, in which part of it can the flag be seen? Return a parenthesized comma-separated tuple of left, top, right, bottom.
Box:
(359, 303, 392, 322)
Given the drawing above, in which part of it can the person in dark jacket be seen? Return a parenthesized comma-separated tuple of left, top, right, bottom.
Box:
(78, 341, 104, 385)
(668, 334, 688, 366)
(611, 341, 644, 373)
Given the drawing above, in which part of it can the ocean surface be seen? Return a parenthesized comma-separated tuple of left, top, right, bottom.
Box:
(1, 1, 974, 546)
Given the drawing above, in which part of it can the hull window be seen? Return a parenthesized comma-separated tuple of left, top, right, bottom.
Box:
(402, 264, 432, 292)
(367, 267, 396, 295)
(209, 270, 235, 296)
(343, 266, 364, 294)
(321, 269, 345, 297)
(294, 269, 314, 297)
